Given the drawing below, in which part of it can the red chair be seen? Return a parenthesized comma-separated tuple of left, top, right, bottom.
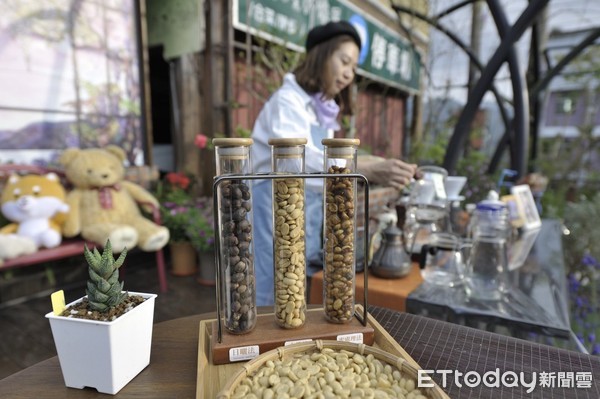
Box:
(0, 164, 168, 293)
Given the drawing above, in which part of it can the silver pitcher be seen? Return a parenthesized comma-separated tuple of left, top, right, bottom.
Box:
(370, 224, 413, 278)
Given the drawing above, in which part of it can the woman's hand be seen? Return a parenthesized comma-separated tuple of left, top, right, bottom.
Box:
(358, 158, 417, 190)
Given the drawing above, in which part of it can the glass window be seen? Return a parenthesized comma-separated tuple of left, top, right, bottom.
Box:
(0, 1, 145, 166)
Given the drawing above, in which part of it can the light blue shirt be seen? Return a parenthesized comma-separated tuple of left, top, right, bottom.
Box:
(250, 73, 332, 306)
(251, 73, 333, 190)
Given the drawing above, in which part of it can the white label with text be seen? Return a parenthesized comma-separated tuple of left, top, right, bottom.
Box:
(337, 333, 363, 343)
(229, 345, 260, 362)
(285, 339, 313, 346)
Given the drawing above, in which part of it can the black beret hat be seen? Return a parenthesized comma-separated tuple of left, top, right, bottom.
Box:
(305, 20, 361, 53)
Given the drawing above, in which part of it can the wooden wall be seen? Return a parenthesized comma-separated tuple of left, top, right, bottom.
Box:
(231, 58, 407, 161)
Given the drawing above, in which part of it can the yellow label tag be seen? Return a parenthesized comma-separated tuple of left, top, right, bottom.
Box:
(51, 290, 66, 315)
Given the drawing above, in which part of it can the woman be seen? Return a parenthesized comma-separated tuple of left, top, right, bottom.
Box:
(251, 20, 416, 306)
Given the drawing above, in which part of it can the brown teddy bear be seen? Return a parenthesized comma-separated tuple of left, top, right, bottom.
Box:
(59, 146, 169, 253)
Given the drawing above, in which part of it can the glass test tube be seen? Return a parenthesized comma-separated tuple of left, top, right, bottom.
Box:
(269, 138, 307, 329)
(213, 138, 256, 334)
(322, 138, 359, 323)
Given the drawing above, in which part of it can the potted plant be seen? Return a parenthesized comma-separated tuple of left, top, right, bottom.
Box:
(154, 172, 199, 276)
(45, 240, 157, 394)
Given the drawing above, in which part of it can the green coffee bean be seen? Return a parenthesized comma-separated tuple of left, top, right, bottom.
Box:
(273, 178, 306, 328)
(229, 347, 431, 399)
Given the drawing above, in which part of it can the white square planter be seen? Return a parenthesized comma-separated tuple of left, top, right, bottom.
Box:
(45, 291, 157, 395)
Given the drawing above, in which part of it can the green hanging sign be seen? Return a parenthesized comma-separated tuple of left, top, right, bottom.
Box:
(233, 0, 421, 93)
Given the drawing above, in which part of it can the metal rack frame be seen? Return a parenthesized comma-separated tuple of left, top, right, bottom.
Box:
(212, 172, 370, 343)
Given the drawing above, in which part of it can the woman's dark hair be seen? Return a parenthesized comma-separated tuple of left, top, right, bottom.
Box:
(294, 34, 357, 116)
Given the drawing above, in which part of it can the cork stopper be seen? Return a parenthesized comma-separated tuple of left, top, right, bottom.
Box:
(268, 138, 307, 146)
(212, 138, 253, 147)
(321, 138, 360, 147)
(323, 138, 360, 159)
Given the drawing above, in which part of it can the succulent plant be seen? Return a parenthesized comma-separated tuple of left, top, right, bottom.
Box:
(84, 240, 127, 312)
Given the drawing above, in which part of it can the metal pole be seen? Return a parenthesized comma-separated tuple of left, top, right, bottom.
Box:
(390, 2, 513, 151)
(443, 0, 550, 175)
(485, 0, 531, 177)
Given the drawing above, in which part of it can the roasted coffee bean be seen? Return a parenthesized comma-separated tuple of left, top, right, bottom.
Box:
(232, 272, 245, 283)
(234, 261, 247, 273)
(238, 219, 250, 232)
(223, 246, 240, 256)
(221, 197, 232, 209)
(219, 180, 256, 334)
(224, 235, 238, 246)
(221, 185, 231, 197)
(238, 232, 251, 243)
(222, 221, 235, 233)
(323, 166, 356, 323)
(239, 241, 250, 252)
(232, 207, 247, 221)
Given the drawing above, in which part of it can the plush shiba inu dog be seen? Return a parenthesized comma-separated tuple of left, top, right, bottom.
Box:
(0, 173, 70, 262)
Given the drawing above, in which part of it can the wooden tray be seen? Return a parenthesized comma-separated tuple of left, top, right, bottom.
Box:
(197, 306, 450, 398)
(210, 307, 375, 364)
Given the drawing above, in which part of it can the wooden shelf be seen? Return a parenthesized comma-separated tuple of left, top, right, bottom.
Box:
(210, 307, 374, 365)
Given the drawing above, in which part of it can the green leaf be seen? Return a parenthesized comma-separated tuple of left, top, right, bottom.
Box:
(93, 247, 102, 260)
(106, 270, 120, 285)
(90, 289, 110, 303)
(86, 281, 97, 296)
(104, 240, 113, 257)
(88, 268, 103, 284)
(113, 247, 128, 269)
(83, 238, 129, 313)
(84, 244, 99, 268)
(96, 278, 111, 293)
(88, 300, 109, 312)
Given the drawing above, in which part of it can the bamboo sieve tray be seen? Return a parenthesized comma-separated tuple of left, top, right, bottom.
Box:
(217, 340, 448, 399)
(196, 306, 450, 398)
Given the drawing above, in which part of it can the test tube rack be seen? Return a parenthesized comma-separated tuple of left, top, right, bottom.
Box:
(210, 172, 372, 365)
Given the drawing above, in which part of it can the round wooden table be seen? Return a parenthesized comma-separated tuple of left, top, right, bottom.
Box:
(0, 313, 203, 398)
(1, 308, 597, 398)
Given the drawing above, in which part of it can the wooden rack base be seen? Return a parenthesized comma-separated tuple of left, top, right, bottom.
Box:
(210, 307, 375, 365)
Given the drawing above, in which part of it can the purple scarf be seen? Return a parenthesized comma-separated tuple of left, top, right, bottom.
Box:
(311, 93, 341, 130)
